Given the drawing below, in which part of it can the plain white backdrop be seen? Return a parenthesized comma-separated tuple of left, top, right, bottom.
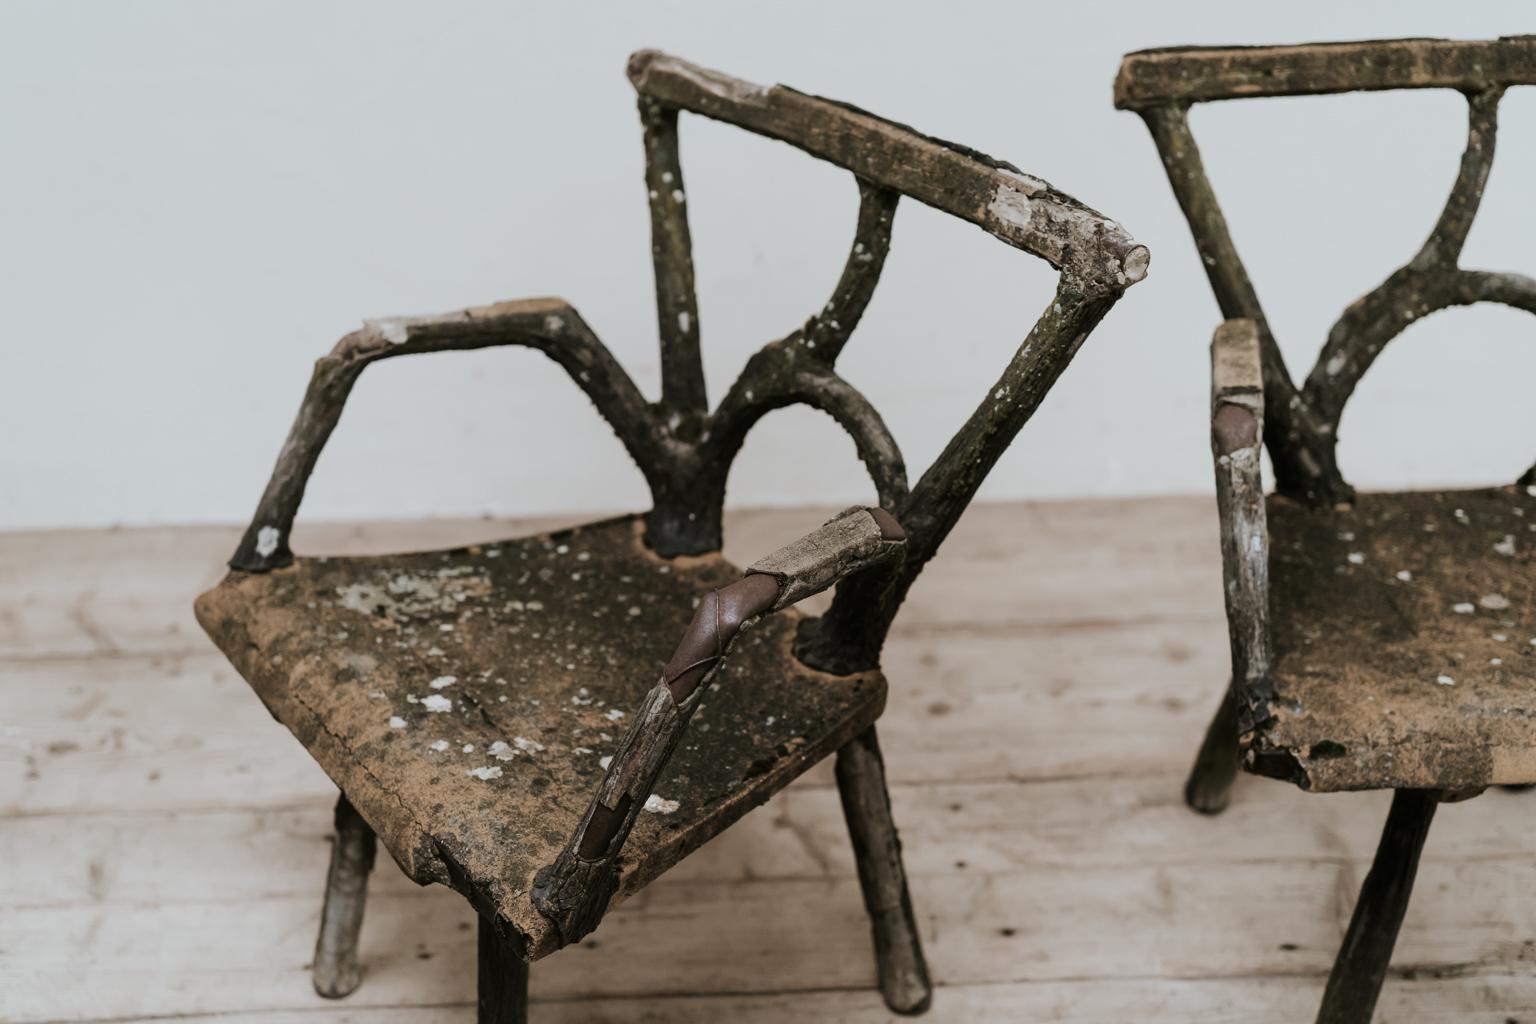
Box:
(2, 1, 1533, 530)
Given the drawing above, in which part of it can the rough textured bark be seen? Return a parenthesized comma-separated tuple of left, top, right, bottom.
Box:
(837, 725, 932, 1016)
(230, 299, 662, 572)
(1301, 87, 1536, 452)
(311, 794, 376, 998)
(802, 281, 1122, 673)
(1185, 320, 1274, 814)
(1136, 105, 1347, 507)
(1208, 321, 1272, 731)
(629, 50, 1148, 291)
(1115, 37, 1536, 109)
(1125, 42, 1536, 506)
(640, 97, 707, 425)
(532, 508, 904, 946)
(1315, 789, 1439, 1024)
(477, 915, 529, 1024)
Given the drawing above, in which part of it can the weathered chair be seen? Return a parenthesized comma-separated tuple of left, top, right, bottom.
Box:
(195, 50, 1147, 1021)
(1117, 37, 1536, 1023)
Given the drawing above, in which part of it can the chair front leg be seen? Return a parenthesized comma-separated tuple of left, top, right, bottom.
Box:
(478, 915, 530, 1024)
(313, 794, 376, 998)
(837, 724, 932, 1015)
(1315, 789, 1439, 1024)
(1184, 690, 1242, 814)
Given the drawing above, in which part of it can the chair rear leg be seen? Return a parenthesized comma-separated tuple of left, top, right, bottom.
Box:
(313, 794, 377, 998)
(1315, 789, 1439, 1024)
(1184, 687, 1241, 814)
(836, 725, 932, 1016)
(478, 915, 530, 1024)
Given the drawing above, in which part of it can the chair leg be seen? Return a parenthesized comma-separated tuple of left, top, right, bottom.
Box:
(1314, 789, 1439, 1024)
(1183, 687, 1241, 814)
(478, 915, 530, 1024)
(313, 794, 377, 998)
(835, 725, 933, 1016)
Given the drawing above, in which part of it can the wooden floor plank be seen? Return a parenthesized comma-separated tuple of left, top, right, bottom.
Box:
(5, 501, 1534, 1023)
(4, 856, 1534, 1021)
(20, 976, 1535, 1024)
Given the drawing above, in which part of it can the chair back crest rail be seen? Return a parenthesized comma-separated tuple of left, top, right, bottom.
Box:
(1117, 36, 1536, 506)
(231, 51, 1147, 671)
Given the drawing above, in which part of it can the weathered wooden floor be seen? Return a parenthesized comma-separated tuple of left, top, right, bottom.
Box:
(3, 498, 1533, 1023)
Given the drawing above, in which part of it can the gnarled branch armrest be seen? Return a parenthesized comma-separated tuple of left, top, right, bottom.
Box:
(229, 299, 659, 572)
(531, 506, 906, 947)
(1210, 319, 1273, 732)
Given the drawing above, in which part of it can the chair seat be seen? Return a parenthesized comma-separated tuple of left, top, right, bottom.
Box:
(194, 513, 885, 960)
(1250, 487, 1536, 792)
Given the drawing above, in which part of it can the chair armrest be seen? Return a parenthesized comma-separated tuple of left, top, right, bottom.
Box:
(228, 299, 654, 572)
(1210, 319, 1274, 731)
(531, 506, 906, 947)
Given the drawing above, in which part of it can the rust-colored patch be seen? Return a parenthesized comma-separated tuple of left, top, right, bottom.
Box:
(1252, 487, 1536, 792)
(194, 514, 884, 960)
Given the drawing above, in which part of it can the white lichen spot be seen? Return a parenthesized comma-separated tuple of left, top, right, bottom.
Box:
(1494, 633, 1509, 642)
(255, 526, 281, 558)
(1479, 593, 1510, 611)
(429, 675, 457, 690)
(422, 694, 453, 713)
(513, 736, 545, 754)
(671, 188, 685, 204)
(1494, 534, 1517, 556)
(605, 708, 625, 721)
(628, 606, 642, 617)
(643, 794, 680, 814)
(371, 317, 410, 344)
(1491, 657, 1504, 666)
(661, 171, 674, 185)
(678, 311, 690, 335)
(599, 755, 613, 769)
(430, 739, 449, 752)
(467, 766, 503, 781)
(1435, 674, 1455, 686)
(1346, 551, 1365, 565)
(526, 600, 545, 611)
(543, 314, 563, 335)
(439, 623, 455, 632)
(463, 743, 475, 753)
(1325, 353, 1346, 377)
(1395, 570, 1412, 582)
(388, 715, 408, 729)
(1453, 602, 1476, 614)
(488, 740, 517, 761)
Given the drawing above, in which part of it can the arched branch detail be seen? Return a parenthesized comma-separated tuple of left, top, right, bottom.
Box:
(1303, 88, 1512, 436)
(700, 341, 909, 512)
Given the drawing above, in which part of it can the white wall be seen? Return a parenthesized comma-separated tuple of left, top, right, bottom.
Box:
(3, 1, 1533, 530)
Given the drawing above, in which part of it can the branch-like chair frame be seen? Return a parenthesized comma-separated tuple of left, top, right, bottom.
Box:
(1118, 36, 1536, 1024)
(216, 50, 1147, 1021)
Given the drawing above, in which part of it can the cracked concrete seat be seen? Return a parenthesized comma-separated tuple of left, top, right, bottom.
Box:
(1250, 487, 1536, 792)
(194, 513, 885, 960)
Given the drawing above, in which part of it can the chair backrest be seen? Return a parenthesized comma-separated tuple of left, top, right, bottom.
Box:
(627, 52, 1146, 667)
(228, 52, 1146, 673)
(1116, 37, 1536, 506)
